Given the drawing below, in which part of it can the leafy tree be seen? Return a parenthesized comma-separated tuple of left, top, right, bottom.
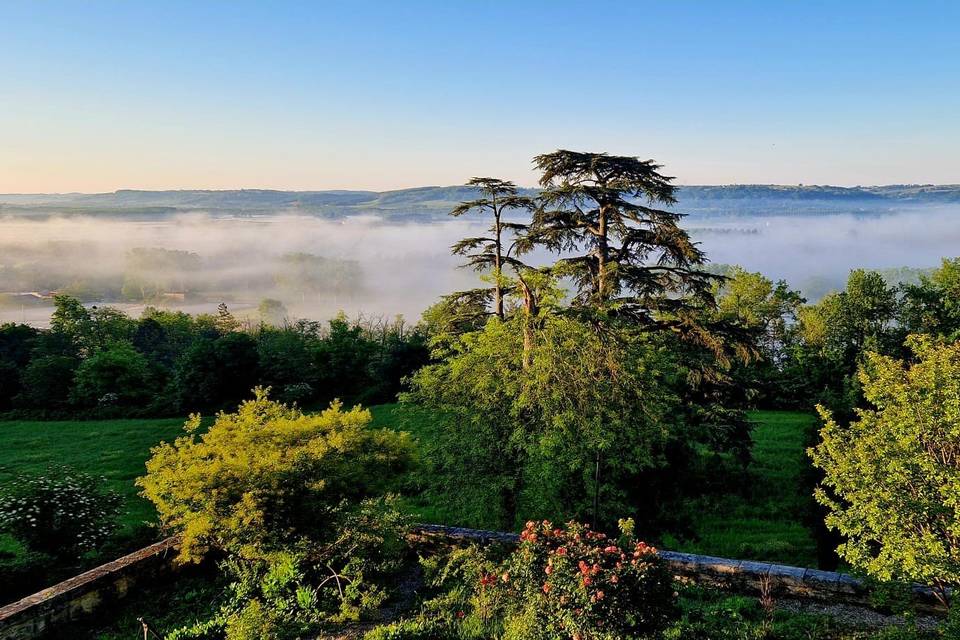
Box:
(810, 336, 960, 607)
(312, 315, 376, 404)
(405, 313, 679, 529)
(142, 306, 214, 354)
(788, 269, 900, 417)
(132, 316, 173, 365)
(0, 323, 38, 367)
(50, 294, 91, 351)
(70, 341, 152, 407)
(17, 354, 78, 408)
(840, 269, 898, 353)
(49, 295, 136, 355)
(449, 177, 535, 320)
(173, 333, 260, 411)
(256, 327, 316, 399)
(714, 266, 804, 365)
(712, 267, 805, 406)
(899, 257, 960, 341)
(0, 323, 38, 408)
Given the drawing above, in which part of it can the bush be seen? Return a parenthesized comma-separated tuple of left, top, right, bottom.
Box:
(370, 519, 676, 640)
(139, 389, 416, 637)
(0, 467, 122, 559)
(494, 519, 676, 640)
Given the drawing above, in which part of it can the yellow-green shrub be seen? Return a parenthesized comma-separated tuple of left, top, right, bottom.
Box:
(139, 387, 414, 564)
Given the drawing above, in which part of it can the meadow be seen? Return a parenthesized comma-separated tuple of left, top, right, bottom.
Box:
(0, 407, 818, 572)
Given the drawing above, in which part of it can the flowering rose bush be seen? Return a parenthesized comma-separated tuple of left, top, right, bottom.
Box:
(494, 519, 676, 640)
(365, 519, 675, 640)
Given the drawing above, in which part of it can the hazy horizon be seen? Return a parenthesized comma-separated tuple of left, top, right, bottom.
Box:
(4, 180, 960, 197)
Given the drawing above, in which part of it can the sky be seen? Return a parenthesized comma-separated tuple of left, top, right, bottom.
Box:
(1, 1, 958, 193)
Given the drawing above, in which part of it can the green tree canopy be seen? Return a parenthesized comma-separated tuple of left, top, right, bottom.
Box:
(531, 150, 718, 321)
(810, 336, 960, 606)
(70, 341, 151, 407)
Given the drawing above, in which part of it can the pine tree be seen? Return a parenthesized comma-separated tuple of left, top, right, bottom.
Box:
(531, 150, 718, 325)
(450, 177, 536, 319)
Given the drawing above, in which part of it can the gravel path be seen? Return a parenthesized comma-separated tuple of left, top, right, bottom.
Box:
(777, 598, 942, 631)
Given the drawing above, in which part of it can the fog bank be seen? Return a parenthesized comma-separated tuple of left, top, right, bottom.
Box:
(0, 207, 957, 326)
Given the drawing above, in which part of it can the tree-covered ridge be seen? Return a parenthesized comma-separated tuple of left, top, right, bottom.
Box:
(2, 183, 959, 221)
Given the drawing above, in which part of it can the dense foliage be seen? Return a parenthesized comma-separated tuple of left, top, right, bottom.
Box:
(367, 519, 674, 640)
(811, 337, 960, 607)
(139, 391, 415, 638)
(497, 519, 675, 639)
(405, 314, 683, 530)
(0, 298, 429, 417)
(8, 150, 960, 638)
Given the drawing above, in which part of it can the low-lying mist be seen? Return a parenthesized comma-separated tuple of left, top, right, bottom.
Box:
(689, 207, 960, 297)
(0, 206, 957, 326)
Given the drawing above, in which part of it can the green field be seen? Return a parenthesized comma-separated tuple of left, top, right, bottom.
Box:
(0, 417, 187, 537)
(0, 407, 818, 568)
(663, 410, 819, 566)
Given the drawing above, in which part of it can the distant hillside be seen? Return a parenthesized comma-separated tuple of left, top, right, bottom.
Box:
(1, 184, 958, 220)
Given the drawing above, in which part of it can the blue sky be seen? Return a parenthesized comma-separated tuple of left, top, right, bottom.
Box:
(1, 1, 957, 191)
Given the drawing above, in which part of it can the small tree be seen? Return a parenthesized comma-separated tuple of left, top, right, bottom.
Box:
(810, 336, 960, 607)
(450, 178, 536, 320)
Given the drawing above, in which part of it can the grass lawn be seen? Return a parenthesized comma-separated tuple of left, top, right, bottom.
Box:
(0, 406, 819, 569)
(370, 404, 820, 566)
(0, 417, 188, 538)
(662, 410, 819, 566)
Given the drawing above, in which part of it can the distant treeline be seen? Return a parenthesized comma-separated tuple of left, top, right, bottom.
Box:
(0, 246, 361, 304)
(1, 183, 958, 221)
(0, 297, 429, 419)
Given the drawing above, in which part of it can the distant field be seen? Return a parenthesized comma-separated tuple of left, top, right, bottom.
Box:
(0, 407, 819, 568)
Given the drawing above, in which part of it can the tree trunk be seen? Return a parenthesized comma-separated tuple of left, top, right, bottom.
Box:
(493, 202, 504, 320)
(597, 204, 609, 301)
(519, 277, 537, 370)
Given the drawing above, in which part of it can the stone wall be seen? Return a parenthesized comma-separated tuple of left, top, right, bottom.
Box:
(410, 524, 948, 614)
(0, 537, 180, 640)
(0, 524, 948, 638)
